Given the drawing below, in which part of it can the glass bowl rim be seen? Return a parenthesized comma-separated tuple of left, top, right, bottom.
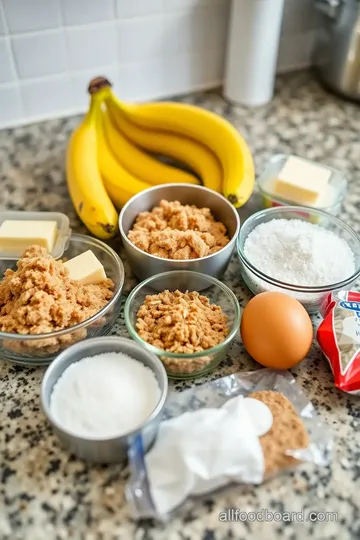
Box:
(256, 182, 346, 212)
(124, 270, 241, 359)
(256, 153, 348, 211)
(118, 183, 240, 264)
(0, 233, 125, 341)
(237, 205, 360, 293)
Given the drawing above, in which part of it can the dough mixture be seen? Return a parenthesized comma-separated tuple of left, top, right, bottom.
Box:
(0, 246, 114, 354)
(128, 199, 229, 260)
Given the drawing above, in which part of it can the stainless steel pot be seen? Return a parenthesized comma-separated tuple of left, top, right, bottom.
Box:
(313, 0, 360, 101)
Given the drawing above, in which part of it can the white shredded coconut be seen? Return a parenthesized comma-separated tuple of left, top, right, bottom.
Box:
(243, 218, 355, 287)
(50, 352, 161, 438)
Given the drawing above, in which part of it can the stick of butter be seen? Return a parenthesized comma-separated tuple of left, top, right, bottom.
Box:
(273, 156, 331, 206)
(0, 220, 58, 252)
(64, 250, 107, 285)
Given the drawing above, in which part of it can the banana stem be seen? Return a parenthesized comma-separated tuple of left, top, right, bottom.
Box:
(86, 90, 109, 125)
(88, 76, 112, 95)
(85, 95, 100, 125)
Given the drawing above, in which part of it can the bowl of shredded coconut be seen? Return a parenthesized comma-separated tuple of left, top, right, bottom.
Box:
(237, 206, 360, 313)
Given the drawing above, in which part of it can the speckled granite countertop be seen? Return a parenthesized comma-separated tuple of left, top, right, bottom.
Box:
(1, 71, 360, 540)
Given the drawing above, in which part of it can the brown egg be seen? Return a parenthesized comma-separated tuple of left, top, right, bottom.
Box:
(240, 291, 313, 370)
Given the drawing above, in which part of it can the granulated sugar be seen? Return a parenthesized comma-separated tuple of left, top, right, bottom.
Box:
(50, 352, 161, 438)
(244, 218, 355, 286)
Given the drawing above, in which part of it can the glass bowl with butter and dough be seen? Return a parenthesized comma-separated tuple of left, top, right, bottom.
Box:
(0, 212, 124, 365)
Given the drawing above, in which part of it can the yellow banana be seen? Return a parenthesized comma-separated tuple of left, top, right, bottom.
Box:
(103, 87, 254, 207)
(66, 95, 118, 239)
(106, 94, 222, 193)
(101, 105, 199, 187)
(96, 108, 151, 209)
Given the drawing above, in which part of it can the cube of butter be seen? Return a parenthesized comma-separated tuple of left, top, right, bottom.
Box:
(273, 156, 331, 206)
(64, 250, 107, 285)
(0, 220, 58, 253)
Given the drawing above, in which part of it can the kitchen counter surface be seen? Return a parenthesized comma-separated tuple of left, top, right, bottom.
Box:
(0, 71, 360, 540)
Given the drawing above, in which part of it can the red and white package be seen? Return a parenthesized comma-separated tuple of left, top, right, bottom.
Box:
(317, 291, 360, 394)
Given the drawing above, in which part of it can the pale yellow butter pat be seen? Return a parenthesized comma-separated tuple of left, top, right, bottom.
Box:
(274, 156, 331, 205)
(0, 220, 58, 252)
(64, 250, 107, 285)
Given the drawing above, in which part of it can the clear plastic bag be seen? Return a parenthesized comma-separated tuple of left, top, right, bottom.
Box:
(126, 368, 332, 521)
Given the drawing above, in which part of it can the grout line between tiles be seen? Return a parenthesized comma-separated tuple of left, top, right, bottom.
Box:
(5, 3, 228, 39)
(0, 0, 24, 118)
(0, 44, 227, 88)
(113, 0, 119, 19)
(0, 65, 122, 88)
(8, 20, 116, 40)
(57, 0, 72, 85)
(113, 0, 120, 69)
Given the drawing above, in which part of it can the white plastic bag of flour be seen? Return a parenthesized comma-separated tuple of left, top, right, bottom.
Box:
(126, 369, 332, 521)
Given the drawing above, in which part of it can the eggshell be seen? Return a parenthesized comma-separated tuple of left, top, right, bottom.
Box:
(240, 291, 313, 370)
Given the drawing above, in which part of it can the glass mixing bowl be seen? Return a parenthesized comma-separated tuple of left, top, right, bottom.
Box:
(124, 270, 241, 380)
(237, 206, 360, 313)
(0, 234, 124, 365)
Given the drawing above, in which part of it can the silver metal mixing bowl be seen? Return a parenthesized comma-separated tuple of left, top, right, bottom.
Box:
(119, 183, 240, 280)
(40, 337, 168, 464)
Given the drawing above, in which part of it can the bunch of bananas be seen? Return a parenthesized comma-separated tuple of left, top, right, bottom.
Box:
(66, 76, 255, 239)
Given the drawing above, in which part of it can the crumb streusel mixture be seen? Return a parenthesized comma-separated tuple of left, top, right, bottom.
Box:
(136, 289, 229, 355)
(0, 246, 113, 348)
(128, 199, 229, 260)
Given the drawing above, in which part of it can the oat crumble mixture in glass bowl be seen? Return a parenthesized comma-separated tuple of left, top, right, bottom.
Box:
(124, 270, 241, 380)
(0, 234, 124, 366)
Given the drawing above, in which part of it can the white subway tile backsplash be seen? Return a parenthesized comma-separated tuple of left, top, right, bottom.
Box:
(117, 3, 229, 65)
(161, 0, 201, 11)
(161, 54, 194, 96)
(12, 30, 67, 79)
(118, 14, 184, 63)
(281, 0, 317, 37)
(0, 38, 15, 83)
(2, 0, 60, 34)
(0, 5, 6, 35)
(0, 84, 22, 126)
(0, 0, 317, 128)
(194, 3, 229, 51)
(118, 58, 166, 101)
(66, 23, 117, 71)
(161, 50, 223, 97)
(21, 75, 73, 117)
(194, 47, 225, 85)
(162, 0, 228, 14)
(71, 66, 120, 110)
(61, 0, 115, 27)
(277, 30, 316, 72)
(117, 0, 163, 19)
(118, 48, 224, 102)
